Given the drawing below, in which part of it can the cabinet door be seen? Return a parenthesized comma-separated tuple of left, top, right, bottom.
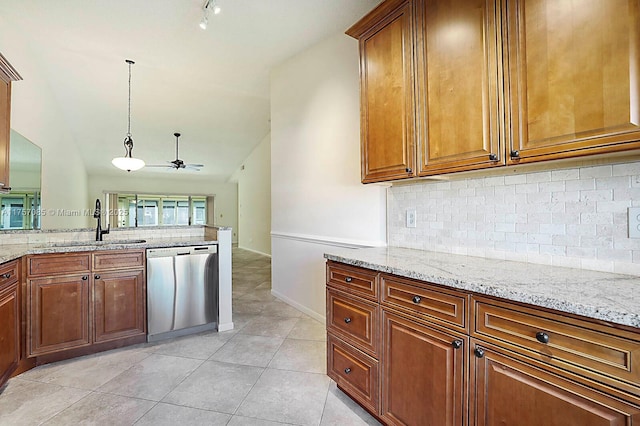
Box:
(28, 275, 90, 356)
(348, 0, 417, 183)
(382, 309, 467, 426)
(505, 0, 640, 163)
(416, 0, 503, 175)
(471, 342, 640, 426)
(0, 282, 19, 387)
(0, 81, 9, 189)
(93, 270, 145, 343)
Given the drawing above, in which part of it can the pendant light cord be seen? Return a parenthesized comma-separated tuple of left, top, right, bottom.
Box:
(127, 60, 132, 137)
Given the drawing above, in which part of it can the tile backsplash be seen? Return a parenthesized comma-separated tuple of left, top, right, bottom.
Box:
(388, 162, 640, 276)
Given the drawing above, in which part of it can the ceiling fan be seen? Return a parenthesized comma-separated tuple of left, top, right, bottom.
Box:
(146, 133, 204, 171)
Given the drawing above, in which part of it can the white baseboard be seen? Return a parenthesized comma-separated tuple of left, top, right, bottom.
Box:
(271, 289, 326, 323)
(237, 246, 272, 258)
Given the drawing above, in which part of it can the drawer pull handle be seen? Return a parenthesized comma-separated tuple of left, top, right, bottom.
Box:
(412, 295, 421, 304)
(82, 275, 88, 281)
(344, 368, 352, 375)
(536, 332, 550, 344)
(94, 275, 101, 280)
(474, 346, 485, 358)
(344, 318, 352, 324)
(510, 150, 520, 159)
(345, 277, 353, 283)
(405, 167, 412, 173)
(489, 153, 498, 162)
(1, 273, 11, 279)
(452, 340, 462, 349)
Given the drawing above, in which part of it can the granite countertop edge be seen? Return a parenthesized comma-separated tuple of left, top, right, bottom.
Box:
(324, 248, 640, 330)
(0, 239, 219, 263)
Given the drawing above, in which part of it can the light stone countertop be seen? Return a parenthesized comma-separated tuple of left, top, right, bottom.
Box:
(324, 246, 640, 329)
(0, 237, 218, 264)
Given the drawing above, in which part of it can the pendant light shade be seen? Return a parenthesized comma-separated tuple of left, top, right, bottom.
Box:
(112, 59, 145, 172)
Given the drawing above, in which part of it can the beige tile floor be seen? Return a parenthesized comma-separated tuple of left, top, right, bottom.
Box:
(0, 248, 381, 426)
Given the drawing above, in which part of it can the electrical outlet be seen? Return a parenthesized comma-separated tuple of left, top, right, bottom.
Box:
(406, 209, 417, 228)
(629, 207, 640, 238)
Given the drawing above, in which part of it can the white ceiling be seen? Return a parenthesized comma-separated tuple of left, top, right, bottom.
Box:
(2, 0, 379, 181)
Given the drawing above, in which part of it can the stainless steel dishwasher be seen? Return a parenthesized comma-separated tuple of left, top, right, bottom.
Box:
(146, 245, 218, 342)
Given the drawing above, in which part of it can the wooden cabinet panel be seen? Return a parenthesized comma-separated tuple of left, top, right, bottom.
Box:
(28, 253, 91, 277)
(92, 250, 144, 272)
(381, 309, 467, 426)
(28, 275, 90, 356)
(348, 0, 417, 183)
(327, 288, 379, 357)
(472, 297, 640, 395)
(0, 281, 19, 387)
(93, 270, 145, 343)
(416, 0, 503, 175)
(327, 334, 380, 413)
(381, 274, 468, 332)
(471, 341, 640, 426)
(327, 261, 379, 301)
(505, 0, 640, 163)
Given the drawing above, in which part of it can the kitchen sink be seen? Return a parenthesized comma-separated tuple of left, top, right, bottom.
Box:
(43, 239, 147, 248)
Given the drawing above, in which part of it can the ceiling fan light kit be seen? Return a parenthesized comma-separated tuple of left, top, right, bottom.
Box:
(112, 59, 145, 172)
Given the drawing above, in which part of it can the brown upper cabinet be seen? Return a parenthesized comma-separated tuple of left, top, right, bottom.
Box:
(348, 0, 640, 183)
(0, 53, 23, 191)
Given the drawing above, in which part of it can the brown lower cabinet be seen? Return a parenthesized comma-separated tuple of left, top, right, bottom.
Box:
(26, 250, 146, 361)
(0, 260, 20, 387)
(326, 261, 640, 426)
(28, 274, 90, 356)
(381, 309, 467, 426)
(470, 341, 640, 425)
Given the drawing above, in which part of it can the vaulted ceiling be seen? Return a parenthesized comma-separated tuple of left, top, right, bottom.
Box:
(1, 0, 379, 181)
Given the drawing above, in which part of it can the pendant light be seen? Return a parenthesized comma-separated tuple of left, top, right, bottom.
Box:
(112, 59, 145, 172)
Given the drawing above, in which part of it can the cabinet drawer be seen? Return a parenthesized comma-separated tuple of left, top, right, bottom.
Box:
(93, 250, 144, 271)
(327, 288, 379, 357)
(0, 260, 18, 289)
(381, 274, 467, 332)
(327, 334, 379, 414)
(327, 261, 379, 301)
(28, 253, 90, 277)
(472, 297, 640, 392)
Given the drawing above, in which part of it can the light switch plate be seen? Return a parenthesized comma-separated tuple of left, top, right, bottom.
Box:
(629, 207, 640, 238)
(406, 209, 417, 228)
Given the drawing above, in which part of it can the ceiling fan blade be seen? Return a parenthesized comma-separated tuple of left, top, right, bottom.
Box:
(187, 164, 204, 168)
(145, 164, 175, 168)
(184, 165, 202, 171)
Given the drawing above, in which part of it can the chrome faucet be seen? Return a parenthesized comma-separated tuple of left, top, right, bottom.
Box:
(93, 198, 110, 241)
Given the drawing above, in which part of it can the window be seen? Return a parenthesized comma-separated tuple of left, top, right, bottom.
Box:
(0, 191, 41, 230)
(109, 193, 212, 228)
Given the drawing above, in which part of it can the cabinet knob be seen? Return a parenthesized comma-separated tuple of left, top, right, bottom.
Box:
(344, 277, 352, 283)
(452, 340, 463, 349)
(94, 275, 101, 280)
(474, 346, 485, 358)
(82, 275, 88, 281)
(1, 273, 11, 279)
(412, 295, 421, 304)
(510, 150, 520, 159)
(489, 153, 498, 162)
(344, 317, 352, 324)
(344, 368, 352, 375)
(405, 167, 412, 173)
(536, 332, 550, 344)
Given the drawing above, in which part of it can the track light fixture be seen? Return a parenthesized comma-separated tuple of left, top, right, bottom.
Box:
(199, 0, 221, 30)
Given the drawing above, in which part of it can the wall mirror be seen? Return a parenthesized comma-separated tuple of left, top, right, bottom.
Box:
(0, 130, 42, 230)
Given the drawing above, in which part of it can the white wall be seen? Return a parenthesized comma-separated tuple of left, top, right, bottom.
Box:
(270, 33, 387, 320)
(88, 174, 238, 242)
(0, 16, 90, 229)
(389, 162, 640, 276)
(233, 133, 271, 256)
